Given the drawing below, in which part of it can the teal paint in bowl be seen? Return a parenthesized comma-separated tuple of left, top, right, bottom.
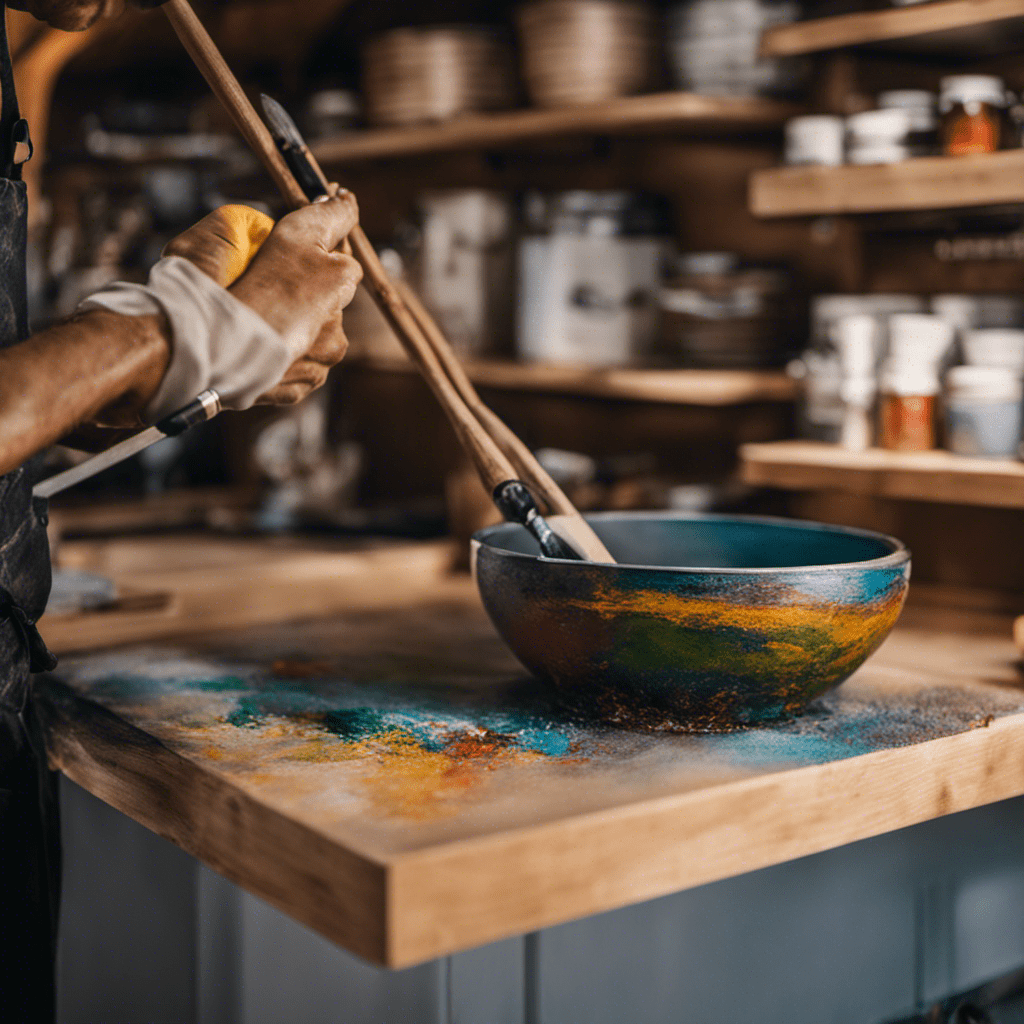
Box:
(472, 512, 910, 731)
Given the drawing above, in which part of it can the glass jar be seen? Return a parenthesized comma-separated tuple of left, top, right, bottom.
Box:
(944, 365, 1023, 458)
(939, 75, 1008, 156)
(878, 376, 938, 451)
(876, 89, 939, 156)
(877, 314, 955, 451)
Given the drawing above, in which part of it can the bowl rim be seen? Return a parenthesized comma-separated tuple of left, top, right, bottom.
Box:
(472, 510, 911, 575)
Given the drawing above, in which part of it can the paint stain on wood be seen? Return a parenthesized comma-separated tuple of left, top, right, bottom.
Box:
(49, 634, 1024, 827)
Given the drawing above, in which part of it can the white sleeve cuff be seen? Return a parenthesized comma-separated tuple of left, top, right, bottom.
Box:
(78, 255, 293, 422)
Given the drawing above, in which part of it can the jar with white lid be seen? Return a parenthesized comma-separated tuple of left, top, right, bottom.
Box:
(517, 190, 668, 366)
(847, 108, 916, 165)
(878, 361, 941, 451)
(939, 75, 1009, 155)
(784, 114, 844, 166)
(877, 89, 938, 154)
(878, 314, 954, 451)
(944, 365, 1023, 458)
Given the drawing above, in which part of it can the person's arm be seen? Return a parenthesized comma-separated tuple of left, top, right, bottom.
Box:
(0, 193, 361, 477)
(0, 310, 168, 473)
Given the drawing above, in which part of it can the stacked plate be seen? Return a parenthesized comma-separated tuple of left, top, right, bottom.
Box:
(516, 0, 655, 107)
(362, 27, 515, 127)
(667, 0, 805, 97)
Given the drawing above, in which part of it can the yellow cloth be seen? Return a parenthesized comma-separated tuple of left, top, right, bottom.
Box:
(212, 205, 276, 287)
(162, 205, 276, 289)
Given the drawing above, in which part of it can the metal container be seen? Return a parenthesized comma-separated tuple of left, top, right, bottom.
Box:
(473, 512, 910, 731)
(659, 252, 793, 369)
(517, 191, 667, 366)
(415, 190, 514, 358)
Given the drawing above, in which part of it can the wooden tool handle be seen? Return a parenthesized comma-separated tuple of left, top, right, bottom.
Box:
(162, 0, 519, 496)
(164, 0, 306, 209)
(290, 140, 579, 517)
(393, 280, 578, 516)
(163, 0, 615, 561)
(345, 229, 521, 491)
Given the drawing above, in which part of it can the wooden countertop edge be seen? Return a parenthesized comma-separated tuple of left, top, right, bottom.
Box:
(40, 664, 1024, 967)
(386, 714, 1024, 965)
(38, 677, 390, 965)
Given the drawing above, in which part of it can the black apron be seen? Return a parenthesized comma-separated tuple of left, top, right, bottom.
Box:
(0, 9, 61, 1022)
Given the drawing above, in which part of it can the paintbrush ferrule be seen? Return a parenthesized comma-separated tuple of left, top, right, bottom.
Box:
(493, 480, 582, 561)
(260, 93, 328, 201)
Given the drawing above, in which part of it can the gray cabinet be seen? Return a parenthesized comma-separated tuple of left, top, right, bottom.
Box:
(57, 779, 1024, 1024)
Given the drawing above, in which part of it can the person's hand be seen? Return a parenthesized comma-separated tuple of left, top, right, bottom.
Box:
(9, 1, 124, 33)
(164, 193, 362, 406)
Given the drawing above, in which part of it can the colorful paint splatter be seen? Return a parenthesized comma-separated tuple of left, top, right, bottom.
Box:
(53, 621, 1022, 830)
(66, 652, 601, 820)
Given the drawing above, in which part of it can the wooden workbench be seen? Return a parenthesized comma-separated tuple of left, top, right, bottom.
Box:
(36, 547, 1024, 969)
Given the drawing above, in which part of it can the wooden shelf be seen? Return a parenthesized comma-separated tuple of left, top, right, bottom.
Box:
(310, 92, 801, 165)
(750, 149, 1024, 217)
(350, 356, 797, 406)
(761, 0, 1024, 57)
(40, 556, 1024, 967)
(740, 439, 1024, 508)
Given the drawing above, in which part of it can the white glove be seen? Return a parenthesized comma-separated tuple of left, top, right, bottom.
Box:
(79, 255, 294, 422)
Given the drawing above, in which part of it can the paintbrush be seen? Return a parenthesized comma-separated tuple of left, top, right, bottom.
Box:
(164, 0, 612, 564)
(255, 92, 613, 563)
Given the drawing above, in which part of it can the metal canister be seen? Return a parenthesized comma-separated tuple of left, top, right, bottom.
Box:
(517, 190, 668, 366)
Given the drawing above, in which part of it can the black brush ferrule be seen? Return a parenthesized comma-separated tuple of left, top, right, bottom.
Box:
(493, 480, 582, 560)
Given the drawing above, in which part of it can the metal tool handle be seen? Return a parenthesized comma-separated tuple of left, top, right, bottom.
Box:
(156, 389, 222, 436)
(33, 389, 223, 500)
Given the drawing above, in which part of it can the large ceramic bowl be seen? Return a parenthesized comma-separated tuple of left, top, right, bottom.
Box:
(472, 512, 910, 731)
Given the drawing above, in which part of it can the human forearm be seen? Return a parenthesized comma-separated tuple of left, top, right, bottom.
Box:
(0, 308, 169, 476)
(0, 195, 359, 479)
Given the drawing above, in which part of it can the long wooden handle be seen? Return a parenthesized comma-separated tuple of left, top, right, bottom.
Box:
(392, 280, 579, 516)
(161, 0, 519, 494)
(291, 135, 583, 519)
(163, 1, 305, 208)
(295, 168, 616, 562)
(346, 230, 522, 491)
(162, 0, 614, 562)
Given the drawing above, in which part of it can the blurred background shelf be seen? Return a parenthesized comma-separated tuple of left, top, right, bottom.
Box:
(760, 0, 1024, 58)
(351, 356, 798, 405)
(740, 439, 1024, 508)
(749, 150, 1024, 217)
(310, 91, 802, 165)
